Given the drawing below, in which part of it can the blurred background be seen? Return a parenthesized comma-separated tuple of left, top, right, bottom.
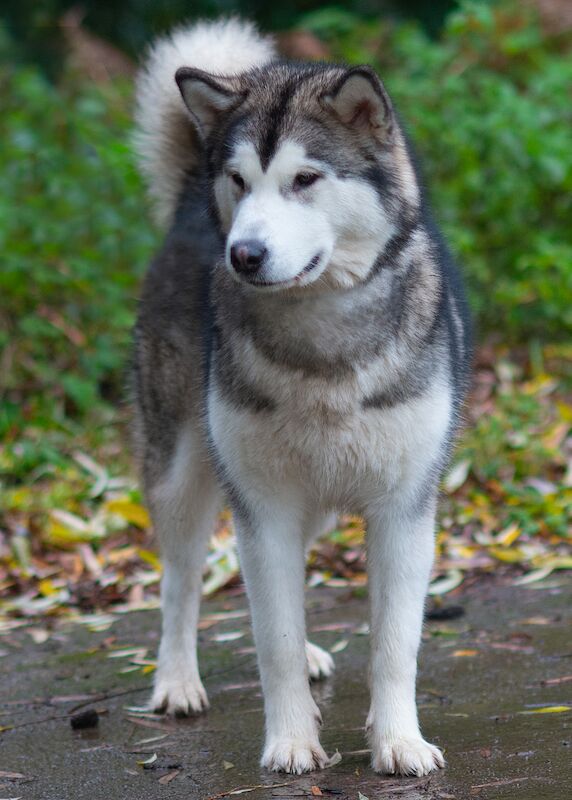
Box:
(0, 1, 570, 622)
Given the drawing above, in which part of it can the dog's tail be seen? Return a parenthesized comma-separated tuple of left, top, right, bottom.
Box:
(134, 18, 275, 228)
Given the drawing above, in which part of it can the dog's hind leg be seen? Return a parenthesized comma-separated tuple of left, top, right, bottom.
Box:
(147, 425, 221, 716)
(304, 511, 338, 680)
(365, 498, 445, 776)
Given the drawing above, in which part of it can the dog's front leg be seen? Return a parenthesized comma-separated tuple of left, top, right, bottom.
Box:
(366, 500, 445, 777)
(234, 498, 329, 774)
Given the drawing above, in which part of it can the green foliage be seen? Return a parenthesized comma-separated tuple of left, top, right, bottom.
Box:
(309, 1, 572, 339)
(0, 53, 157, 478)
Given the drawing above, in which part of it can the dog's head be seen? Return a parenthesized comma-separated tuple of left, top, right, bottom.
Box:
(176, 63, 419, 291)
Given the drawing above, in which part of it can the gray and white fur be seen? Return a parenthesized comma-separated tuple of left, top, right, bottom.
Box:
(132, 18, 471, 778)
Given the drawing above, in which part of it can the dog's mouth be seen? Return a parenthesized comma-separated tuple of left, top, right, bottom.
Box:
(244, 253, 323, 289)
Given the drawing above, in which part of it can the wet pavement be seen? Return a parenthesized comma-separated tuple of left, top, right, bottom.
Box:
(1, 577, 571, 800)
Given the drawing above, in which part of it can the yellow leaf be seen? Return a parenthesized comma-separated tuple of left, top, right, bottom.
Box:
(105, 500, 150, 529)
(38, 579, 57, 597)
(45, 522, 87, 545)
(495, 523, 521, 547)
(137, 548, 162, 569)
(452, 649, 478, 657)
(546, 556, 572, 570)
(556, 402, 572, 423)
(455, 545, 478, 558)
(142, 664, 156, 674)
(489, 547, 527, 564)
(520, 706, 571, 715)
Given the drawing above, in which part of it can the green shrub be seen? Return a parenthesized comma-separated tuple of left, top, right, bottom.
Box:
(0, 55, 157, 434)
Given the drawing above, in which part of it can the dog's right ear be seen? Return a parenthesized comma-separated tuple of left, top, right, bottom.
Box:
(175, 68, 247, 138)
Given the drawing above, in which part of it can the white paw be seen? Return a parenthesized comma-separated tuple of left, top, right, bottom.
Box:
(371, 736, 445, 776)
(306, 640, 335, 681)
(150, 673, 209, 716)
(262, 738, 331, 774)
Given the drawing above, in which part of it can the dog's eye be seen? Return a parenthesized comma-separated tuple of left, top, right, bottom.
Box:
(293, 172, 320, 190)
(230, 172, 245, 191)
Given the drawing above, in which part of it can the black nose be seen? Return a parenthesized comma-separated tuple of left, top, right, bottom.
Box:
(230, 240, 267, 275)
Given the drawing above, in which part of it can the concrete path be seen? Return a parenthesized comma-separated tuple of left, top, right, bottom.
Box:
(1, 579, 570, 799)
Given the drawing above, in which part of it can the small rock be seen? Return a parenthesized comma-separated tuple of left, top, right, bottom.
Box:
(70, 709, 99, 730)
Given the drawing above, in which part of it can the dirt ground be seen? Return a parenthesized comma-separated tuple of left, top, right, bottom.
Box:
(1, 578, 570, 800)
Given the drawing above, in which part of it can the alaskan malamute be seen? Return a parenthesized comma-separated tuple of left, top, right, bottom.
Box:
(132, 18, 471, 777)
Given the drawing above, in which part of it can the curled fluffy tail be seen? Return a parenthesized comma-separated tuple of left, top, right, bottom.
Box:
(134, 19, 275, 228)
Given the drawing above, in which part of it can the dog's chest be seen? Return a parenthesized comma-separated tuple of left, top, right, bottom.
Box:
(210, 353, 452, 505)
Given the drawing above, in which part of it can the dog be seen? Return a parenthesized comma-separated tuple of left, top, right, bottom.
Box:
(132, 18, 471, 777)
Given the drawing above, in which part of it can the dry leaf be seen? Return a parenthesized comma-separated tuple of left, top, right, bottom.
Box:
(158, 770, 180, 785)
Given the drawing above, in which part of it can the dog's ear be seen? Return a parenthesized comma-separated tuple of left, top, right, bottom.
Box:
(176, 67, 247, 138)
(321, 66, 393, 141)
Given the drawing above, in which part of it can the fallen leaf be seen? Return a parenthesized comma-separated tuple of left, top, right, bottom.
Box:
(330, 638, 349, 654)
(541, 675, 572, 686)
(27, 628, 49, 644)
(443, 458, 471, 493)
(310, 623, 354, 633)
(429, 570, 464, 596)
(471, 777, 528, 791)
(519, 706, 570, 714)
(452, 649, 478, 657)
(205, 781, 296, 799)
(0, 772, 26, 779)
(490, 642, 534, 654)
(158, 770, 180, 785)
(108, 648, 148, 660)
(310, 787, 322, 797)
(354, 623, 369, 635)
(137, 753, 158, 766)
(105, 499, 150, 529)
(513, 567, 554, 586)
(211, 632, 245, 643)
(133, 734, 169, 745)
(223, 761, 234, 770)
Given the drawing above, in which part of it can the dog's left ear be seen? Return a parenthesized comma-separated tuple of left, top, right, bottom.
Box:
(321, 66, 394, 141)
